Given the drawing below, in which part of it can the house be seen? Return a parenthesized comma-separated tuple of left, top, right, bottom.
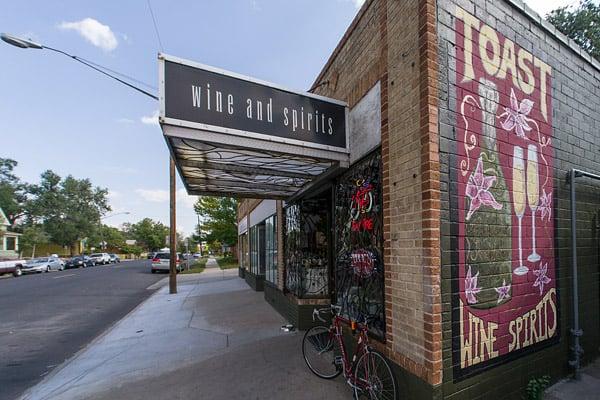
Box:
(0, 207, 21, 258)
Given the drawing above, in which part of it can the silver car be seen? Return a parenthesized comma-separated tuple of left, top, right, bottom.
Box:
(89, 253, 111, 265)
(22, 256, 63, 274)
(151, 252, 183, 273)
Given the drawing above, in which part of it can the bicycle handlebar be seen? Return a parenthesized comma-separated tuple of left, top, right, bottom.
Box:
(312, 308, 327, 322)
(312, 304, 343, 323)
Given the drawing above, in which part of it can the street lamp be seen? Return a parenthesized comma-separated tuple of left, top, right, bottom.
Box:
(1, 33, 42, 49)
(1, 33, 158, 100)
(3, 33, 178, 294)
(102, 212, 131, 220)
(100, 212, 131, 250)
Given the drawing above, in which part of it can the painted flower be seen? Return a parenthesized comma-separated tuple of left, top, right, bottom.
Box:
(500, 88, 534, 139)
(494, 280, 511, 304)
(465, 156, 503, 220)
(533, 262, 551, 296)
(465, 266, 482, 305)
(539, 189, 552, 222)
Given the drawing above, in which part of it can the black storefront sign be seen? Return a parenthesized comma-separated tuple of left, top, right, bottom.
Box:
(163, 59, 347, 149)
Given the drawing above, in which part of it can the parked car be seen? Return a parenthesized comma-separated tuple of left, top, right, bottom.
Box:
(22, 256, 62, 274)
(151, 252, 183, 273)
(50, 254, 66, 268)
(89, 253, 111, 265)
(147, 252, 156, 259)
(192, 252, 202, 259)
(109, 253, 120, 263)
(64, 255, 95, 269)
(0, 257, 27, 277)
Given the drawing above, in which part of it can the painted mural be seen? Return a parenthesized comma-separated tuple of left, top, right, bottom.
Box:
(452, 7, 557, 378)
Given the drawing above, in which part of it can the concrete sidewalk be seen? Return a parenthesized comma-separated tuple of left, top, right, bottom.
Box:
(19, 259, 348, 400)
(545, 358, 600, 400)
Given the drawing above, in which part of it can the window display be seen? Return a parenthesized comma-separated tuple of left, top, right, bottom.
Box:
(285, 199, 329, 298)
(334, 150, 385, 337)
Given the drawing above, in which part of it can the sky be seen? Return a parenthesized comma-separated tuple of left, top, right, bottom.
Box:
(0, 0, 577, 235)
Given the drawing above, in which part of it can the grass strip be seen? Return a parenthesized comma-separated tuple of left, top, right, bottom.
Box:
(181, 258, 208, 274)
(216, 256, 238, 270)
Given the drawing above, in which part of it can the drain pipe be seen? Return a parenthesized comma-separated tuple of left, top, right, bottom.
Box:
(568, 168, 600, 379)
(569, 169, 583, 380)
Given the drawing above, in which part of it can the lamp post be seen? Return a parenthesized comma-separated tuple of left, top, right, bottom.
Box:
(3, 33, 178, 293)
(100, 212, 131, 251)
(1, 33, 158, 100)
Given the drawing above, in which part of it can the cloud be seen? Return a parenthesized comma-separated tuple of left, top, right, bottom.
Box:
(178, 189, 198, 208)
(136, 188, 197, 208)
(108, 190, 121, 200)
(525, 0, 574, 17)
(59, 18, 118, 51)
(338, 0, 365, 9)
(101, 166, 140, 175)
(141, 110, 160, 126)
(136, 189, 169, 202)
(116, 117, 135, 124)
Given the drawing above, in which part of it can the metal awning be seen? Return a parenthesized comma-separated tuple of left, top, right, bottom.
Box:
(159, 54, 349, 199)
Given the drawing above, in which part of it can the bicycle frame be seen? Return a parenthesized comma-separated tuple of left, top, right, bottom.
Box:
(330, 314, 372, 391)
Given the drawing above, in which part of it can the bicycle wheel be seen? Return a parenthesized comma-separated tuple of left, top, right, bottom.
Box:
(302, 325, 343, 379)
(354, 350, 397, 400)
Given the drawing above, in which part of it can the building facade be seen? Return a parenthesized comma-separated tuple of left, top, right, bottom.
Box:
(0, 207, 20, 258)
(236, 0, 600, 398)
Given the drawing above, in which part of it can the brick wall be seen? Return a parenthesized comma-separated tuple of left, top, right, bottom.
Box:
(313, 0, 443, 388)
(237, 199, 261, 222)
(385, 0, 428, 380)
(437, 0, 600, 398)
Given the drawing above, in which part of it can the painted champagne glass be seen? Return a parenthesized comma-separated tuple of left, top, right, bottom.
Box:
(527, 144, 541, 263)
(512, 146, 529, 275)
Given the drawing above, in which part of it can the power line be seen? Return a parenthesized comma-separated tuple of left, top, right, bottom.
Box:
(147, 0, 164, 53)
(76, 56, 157, 91)
(43, 45, 158, 100)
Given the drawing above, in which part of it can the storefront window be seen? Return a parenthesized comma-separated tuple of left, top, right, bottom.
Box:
(239, 233, 248, 269)
(334, 150, 385, 337)
(265, 215, 278, 284)
(285, 199, 329, 298)
(249, 224, 265, 275)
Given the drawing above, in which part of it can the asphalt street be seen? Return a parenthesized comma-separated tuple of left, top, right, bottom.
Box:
(0, 260, 165, 400)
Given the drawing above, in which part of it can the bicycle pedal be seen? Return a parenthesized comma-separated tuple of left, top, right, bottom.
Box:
(334, 356, 343, 365)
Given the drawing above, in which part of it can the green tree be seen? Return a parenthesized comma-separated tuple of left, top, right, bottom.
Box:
(19, 224, 49, 258)
(121, 244, 143, 257)
(87, 224, 125, 250)
(194, 197, 237, 246)
(0, 158, 29, 226)
(27, 171, 111, 254)
(547, 0, 600, 60)
(127, 218, 169, 251)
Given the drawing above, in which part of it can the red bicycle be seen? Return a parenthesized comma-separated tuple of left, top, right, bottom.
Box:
(302, 305, 397, 399)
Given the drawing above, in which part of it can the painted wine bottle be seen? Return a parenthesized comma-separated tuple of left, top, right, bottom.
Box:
(464, 79, 512, 309)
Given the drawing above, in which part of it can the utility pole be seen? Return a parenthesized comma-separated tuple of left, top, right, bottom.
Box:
(169, 157, 177, 294)
(197, 214, 202, 257)
(185, 238, 190, 271)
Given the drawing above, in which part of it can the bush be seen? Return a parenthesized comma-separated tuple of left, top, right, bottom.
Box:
(216, 255, 237, 269)
(524, 376, 550, 400)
